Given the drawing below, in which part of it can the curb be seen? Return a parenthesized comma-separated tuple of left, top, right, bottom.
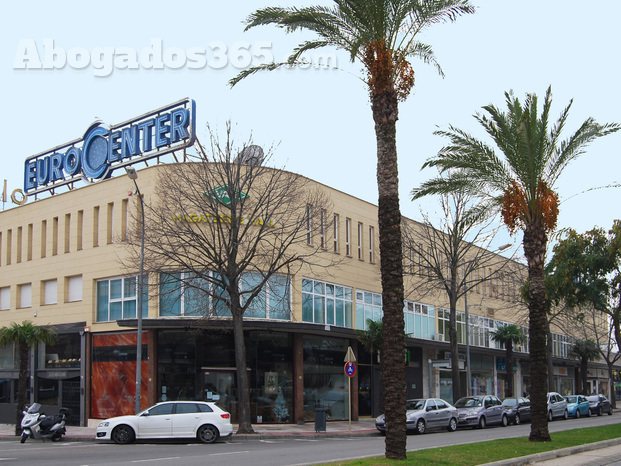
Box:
(483, 437, 621, 466)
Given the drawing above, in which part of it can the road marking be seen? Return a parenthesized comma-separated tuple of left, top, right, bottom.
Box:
(208, 451, 250, 456)
(131, 457, 180, 463)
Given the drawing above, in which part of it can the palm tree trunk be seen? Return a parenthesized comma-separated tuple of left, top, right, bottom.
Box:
(449, 294, 462, 400)
(523, 222, 551, 442)
(372, 88, 406, 460)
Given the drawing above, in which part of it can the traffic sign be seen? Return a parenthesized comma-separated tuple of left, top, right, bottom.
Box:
(344, 361, 356, 377)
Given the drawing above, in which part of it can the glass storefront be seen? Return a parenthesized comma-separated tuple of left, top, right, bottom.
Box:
(303, 336, 349, 421)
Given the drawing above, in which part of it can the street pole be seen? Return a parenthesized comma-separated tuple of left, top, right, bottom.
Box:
(126, 167, 144, 414)
(464, 244, 511, 398)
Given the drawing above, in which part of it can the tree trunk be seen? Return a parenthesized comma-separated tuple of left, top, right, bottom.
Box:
(231, 298, 254, 434)
(546, 322, 554, 392)
(372, 88, 406, 460)
(506, 344, 514, 398)
(15, 342, 29, 436)
(449, 294, 462, 401)
(581, 358, 589, 395)
(523, 222, 551, 442)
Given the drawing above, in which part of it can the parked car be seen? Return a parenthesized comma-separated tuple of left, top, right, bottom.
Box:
(546, 392, 568, 421)
(375, 398, 458, 435)
(501, 397, 531, 425)
(95, 401, 233, 444)
(564, 395, 591, 418)
(587, 394, 613, 416)
(454, 395, 508, 429)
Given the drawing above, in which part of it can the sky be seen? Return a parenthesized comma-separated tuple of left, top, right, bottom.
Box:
(2, 1, 620, 256)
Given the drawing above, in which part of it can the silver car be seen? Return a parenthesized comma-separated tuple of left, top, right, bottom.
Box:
(455, 395, 508, 429)
(375, 398, 458, 434)
(547, 392, 568, 421)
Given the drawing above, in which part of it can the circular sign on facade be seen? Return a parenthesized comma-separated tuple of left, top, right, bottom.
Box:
(344, 361, 356, 377)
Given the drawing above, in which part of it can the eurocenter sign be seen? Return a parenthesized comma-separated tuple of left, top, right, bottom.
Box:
(24, 98, 196, 195)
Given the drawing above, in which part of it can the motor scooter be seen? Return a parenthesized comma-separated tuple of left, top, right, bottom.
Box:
(20, 403, 71, 443)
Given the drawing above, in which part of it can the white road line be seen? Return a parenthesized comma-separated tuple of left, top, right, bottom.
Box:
(208, 451, 250, 456)
(131, 457, 180, 463)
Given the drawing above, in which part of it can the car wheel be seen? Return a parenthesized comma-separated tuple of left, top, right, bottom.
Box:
(447, 417, 457, 432)
(548, 410, 553, 422)
(478, 416, 486, 429)
(111, 425, 135, 445)
(20, 433, 28, 444)
(197, 424, 219, 444)
(598, 406, 603, 416)
(514, 413, 521, 425)
(575, 409, 580, 419)
(563, 410, 568, 420)
(587, 408, 591, 417)
(415, 419, 426, 435)
(501, 414, 508, 427)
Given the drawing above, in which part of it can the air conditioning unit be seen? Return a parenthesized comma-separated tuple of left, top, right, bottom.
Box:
(434, 334, 445, 342)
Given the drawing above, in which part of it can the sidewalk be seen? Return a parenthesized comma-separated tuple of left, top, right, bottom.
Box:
(0, 417, 379, 442)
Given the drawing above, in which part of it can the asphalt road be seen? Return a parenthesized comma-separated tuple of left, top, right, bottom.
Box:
(1, 414, 620, 466)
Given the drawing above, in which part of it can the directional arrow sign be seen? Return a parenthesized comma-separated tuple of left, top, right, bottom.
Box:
(344, 346, 356, 363)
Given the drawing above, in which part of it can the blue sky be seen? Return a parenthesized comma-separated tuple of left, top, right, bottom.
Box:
(2, 1, 619, 252)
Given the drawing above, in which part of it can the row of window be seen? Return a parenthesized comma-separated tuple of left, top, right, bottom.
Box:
(0, 275, 82, 310)
(0, 200, 131, 267)
(306, 207, 375, 262)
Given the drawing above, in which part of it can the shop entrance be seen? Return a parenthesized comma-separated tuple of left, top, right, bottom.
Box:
(202, 368, 238, 421)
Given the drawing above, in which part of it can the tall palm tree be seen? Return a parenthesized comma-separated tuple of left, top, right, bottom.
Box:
(491, 324, 526, 398)
(569, 339, 600, 395)
(231, 1, 475, 458)
(0, 321, 56, 435)
(412, 87, 619, 441)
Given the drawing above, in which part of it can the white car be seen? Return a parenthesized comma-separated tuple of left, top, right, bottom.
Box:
(96, 401, 233, 444)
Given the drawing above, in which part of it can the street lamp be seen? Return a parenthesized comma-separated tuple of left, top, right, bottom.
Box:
(126, 167, 145, 414)
(464, 243, 512, 396)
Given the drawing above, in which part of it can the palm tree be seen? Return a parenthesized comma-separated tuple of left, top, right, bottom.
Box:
(491, 324, 526, 398)
(569, 339, 600, 396)
(412, 87, 619, 441)
(356, 318, 384, 363)
(231, 1, 475, 458)
(0, 321, 56, 435)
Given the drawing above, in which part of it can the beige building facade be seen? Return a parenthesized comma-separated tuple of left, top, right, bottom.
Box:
(0, 159, 610, 426)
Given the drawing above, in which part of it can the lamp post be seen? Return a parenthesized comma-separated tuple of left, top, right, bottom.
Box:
(464, 243, 511, 396)
(126, 167, 144, 414)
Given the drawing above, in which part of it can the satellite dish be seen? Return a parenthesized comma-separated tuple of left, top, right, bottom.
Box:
(235, 145, 264, 166)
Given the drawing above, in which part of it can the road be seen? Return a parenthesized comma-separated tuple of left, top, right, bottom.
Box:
(1, 415, 620, 466)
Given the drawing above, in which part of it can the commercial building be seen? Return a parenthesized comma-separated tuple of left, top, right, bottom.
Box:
(0, 102, 614, 426)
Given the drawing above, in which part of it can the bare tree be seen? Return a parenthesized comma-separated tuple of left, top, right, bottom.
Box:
(122, 123, 331, 434)
(404, 190, 522, 401)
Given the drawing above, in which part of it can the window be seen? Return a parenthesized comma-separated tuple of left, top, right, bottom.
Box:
(96, 276, 147, 322)
(355, 290, 382, 329)
(320, 209, 326, 249)
(333, 214, 339, 253)
(43, 279, 57, 305)
(160, 272, 291, 320)
(404, 301, 435, 340)
(345, 218, 351, 256)
(306, 205, 312, 245)
(18, 283, 31, 308)
(357, 222, 363, 260)
(368, 226, 375, 263)
(438, 308, 465, 343)
(302, 278, 353, 327)
(0, 287, 9, 310)
(67, 275, 82, 302)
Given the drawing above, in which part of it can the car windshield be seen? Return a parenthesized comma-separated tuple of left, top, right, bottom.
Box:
(565, 396, 577, 403)
(587, 396, 599, 402)
(502, 399, 517, 407)
(455, 397, 481, 408)
(406, 399, 426, 411)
